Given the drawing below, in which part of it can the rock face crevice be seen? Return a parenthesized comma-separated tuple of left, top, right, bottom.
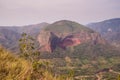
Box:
(38, 31, 105, 52)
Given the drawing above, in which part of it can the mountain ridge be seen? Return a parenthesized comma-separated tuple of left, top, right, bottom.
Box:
(0, 22, 49, 51)
(87, 18, 120, 48)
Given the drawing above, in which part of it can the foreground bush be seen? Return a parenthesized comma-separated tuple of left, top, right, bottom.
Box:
(0, 47, 32, 80)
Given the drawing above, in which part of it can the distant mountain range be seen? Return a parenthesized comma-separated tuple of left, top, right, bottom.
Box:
(87, 18, 120, 48)
(0, 22, 49, 35)
(0, 18, 120, 54)
(0, 22, 49, 51)
(0, 28, 20, 51)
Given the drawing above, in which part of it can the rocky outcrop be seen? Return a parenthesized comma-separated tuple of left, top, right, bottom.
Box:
(37, 20, 106, 52)
(37, 30, 60, 52)
(37, 30, 106, 52)
(59, 35, 81, 49)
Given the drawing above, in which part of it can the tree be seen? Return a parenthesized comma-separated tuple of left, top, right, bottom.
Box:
(19, 33, 40, 62)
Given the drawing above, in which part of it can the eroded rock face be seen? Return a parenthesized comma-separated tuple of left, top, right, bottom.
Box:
(37, 30, 106, 52)
(59, 35, 81, 49)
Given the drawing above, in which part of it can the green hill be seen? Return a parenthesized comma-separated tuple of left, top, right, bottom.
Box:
(44, 20, 94, 33)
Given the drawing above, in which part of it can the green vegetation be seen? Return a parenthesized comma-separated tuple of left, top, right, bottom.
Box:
(19, 33, 40, 62)
(0, 46, 31, 80)
(40, 43, 120, 80)
(0, 33, 120, 80)
(0, 33, 74, 80)
(44, 20, 94, 33)
(18, 33, 74, 80)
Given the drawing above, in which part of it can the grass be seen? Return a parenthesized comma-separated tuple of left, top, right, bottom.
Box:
(0, 46, 31, 80)
(0, 46, 74, 80)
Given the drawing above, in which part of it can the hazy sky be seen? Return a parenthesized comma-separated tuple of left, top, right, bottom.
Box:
(0, 0, 120, 26)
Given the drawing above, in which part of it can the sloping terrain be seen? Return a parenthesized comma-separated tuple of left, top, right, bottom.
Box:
(38, 20, 106, 52)
(0, 28, 21, 51)
(87, 18, 120, 48)
(0, 22, 49, 51)
(37, 20, 120, 80)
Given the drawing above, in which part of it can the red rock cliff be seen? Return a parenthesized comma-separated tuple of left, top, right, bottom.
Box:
(37, 30, 105, 52)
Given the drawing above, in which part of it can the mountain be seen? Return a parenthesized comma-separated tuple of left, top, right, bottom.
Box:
(18, 22, 49, 36)
(38, 20, 107, 53)
(0, 28, 21, 51)
(0, 22, 49, 51)
(87, 18, 120, 48)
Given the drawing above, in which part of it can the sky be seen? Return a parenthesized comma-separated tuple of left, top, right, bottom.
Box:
(0, 0, 120, 26)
